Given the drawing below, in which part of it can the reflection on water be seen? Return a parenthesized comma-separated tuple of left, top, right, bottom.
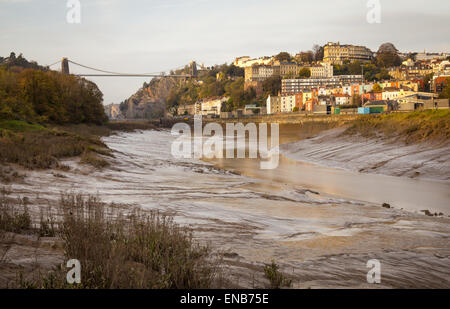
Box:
(11, 128, 450, 288)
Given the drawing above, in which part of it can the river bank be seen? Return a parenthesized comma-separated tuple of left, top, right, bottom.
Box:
(281, 126, 450, 182)
(1, 124, 449, 288)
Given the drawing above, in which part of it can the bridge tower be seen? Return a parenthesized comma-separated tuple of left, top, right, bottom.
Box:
(61, 58, 70, 75)
(190, 61, 198, 78)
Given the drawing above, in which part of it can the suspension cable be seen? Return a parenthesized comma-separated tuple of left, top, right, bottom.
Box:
(46, 60, 62, 67)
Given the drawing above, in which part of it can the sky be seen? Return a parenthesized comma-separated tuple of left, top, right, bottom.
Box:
(1, 0, 450, 104)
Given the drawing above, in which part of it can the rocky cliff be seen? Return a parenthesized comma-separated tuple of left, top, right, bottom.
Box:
(124, 77, 182, 119)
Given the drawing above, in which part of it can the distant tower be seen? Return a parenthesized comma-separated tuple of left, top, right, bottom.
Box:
(61, 58, 70, 75)
(190, 61, 198, 77)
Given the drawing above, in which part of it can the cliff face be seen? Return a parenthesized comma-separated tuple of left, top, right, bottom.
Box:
(125, 77, 181, 119)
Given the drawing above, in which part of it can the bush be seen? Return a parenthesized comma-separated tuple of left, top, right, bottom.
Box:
(263, 261, 292, 289)
(13, 194, 217, 289)
(0, 188, 32, 234)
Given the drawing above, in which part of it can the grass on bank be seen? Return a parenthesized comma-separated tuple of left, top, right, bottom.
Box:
(344, 110, 450, 144)
(0, 120, 112, 173)
(0, 190, 217, 289)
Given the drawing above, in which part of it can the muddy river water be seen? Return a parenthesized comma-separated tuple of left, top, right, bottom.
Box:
(10, 126, 450, 288)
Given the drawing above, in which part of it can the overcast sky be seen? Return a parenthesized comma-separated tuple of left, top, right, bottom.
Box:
(1, 0, 449, 104)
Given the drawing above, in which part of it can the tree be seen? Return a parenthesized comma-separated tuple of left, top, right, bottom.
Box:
(352, 95, 362, 107)
(376, 51, 402, 68)
(275, 52, 291, 62)
(375, 69, 391, 81)
(0, 56, 107, 125)
(373, 83, 382, 92)
(225, 64, 244, 78)
(347, 61, 363, 75)
(298, 68, 311, 78)
(292, 107, 299, 112)
(422, 73, 434, 92)
(296, 51, 314, 64)
(312, 45, 324, 62)
(438, 78, 450, 99)
(262, 76, 281, 96)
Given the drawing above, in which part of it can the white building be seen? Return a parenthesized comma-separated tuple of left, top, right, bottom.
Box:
(342, 86, 352, 96)
(280, 94, 296, 113)
(234, 56, 274, 68)
(266, 95, 281, 115)
(334, 94, 351, 105)
(200, 97, 229, 116)
(382, 88, 402, 101)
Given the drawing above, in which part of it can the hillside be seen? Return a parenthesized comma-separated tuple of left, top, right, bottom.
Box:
(117, 63, 268, 119)
(0, 53, 107, 125)
(122, 77, 180, 119)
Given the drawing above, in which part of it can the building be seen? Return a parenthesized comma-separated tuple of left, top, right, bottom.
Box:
(280, 61, 300, 77)
(333, 94, 351, 105)
(281, 75, 363, 94)
(432, 74, 450, 93)
(397, 93, 441, 111)
(244, 104, 262, 115)
(382, 87, 402, 101)
(323, 42, 373, 65)
(199, 97, 229, 116)
(234, 56, 274, 68)
(318, 95, 331, 106)
(415, 52, 450, 62)
(295, 93, 303, 110)
(388, 65, 433, 80)
(361, 91, 383, 102)
(266, 95, 281, 114)
(363, 100, 397, 112)
(233, 56, 251, 67)
(245, 64, 280, 82)
(280, 94, 296, 113)
(178, 103, 200, 116)
(310, 62, 333, 78)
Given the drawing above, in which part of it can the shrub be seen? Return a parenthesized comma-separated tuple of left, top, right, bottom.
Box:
(0, 188, 32, 234)
(263, 261, 292, 289)
(13, 194, 217, 289)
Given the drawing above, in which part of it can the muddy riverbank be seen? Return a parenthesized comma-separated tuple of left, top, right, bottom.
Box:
(1, 126, 449, 288)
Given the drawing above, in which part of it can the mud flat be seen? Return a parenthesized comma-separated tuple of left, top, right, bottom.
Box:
(1, 129, 450, 288)
(280, 127, 450, 182)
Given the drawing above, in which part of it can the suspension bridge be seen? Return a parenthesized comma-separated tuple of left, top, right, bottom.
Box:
(46, 58, 201, 78)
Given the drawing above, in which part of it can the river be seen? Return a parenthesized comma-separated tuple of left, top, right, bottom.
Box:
(10, 127, 450, 288)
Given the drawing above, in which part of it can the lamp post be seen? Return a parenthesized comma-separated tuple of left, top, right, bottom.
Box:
(361, 65, 365, 107)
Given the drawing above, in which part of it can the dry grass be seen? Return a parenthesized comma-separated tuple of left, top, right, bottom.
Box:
(1, 192, 217, 289)
(0, 188, 32, 234)
(344, 110, 450, 144)
(80, 151, 110, 169)
(0, 121, 112, 171)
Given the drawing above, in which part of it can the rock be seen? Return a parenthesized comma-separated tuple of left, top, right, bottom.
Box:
(125, 77, 182, 119)
(382, 203, 391, 209)
(421, 210, 433, 217)
(223, 252, 239, 259)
